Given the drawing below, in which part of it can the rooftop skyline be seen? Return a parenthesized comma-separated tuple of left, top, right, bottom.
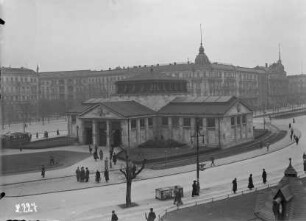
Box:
(1, 0, 305, 75)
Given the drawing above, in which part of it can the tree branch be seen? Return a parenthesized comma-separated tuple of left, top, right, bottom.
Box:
(119, 168, 127, 178)
(132, 159, 146, 179)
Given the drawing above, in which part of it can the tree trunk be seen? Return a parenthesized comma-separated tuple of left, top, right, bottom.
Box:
(126, 179, 132, 207)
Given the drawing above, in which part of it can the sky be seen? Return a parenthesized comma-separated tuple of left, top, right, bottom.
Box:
(0, 0, 306, 75)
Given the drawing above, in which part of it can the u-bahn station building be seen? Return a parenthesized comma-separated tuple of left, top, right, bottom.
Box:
(68, 71, 254, 149)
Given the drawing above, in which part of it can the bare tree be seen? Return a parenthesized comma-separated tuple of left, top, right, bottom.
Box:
(119, 146, 146, 207)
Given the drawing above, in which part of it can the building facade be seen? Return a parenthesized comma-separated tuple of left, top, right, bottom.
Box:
(288, 74, 306, 105)
(68, 74, 254, 149)
(0, 67, 39, 123)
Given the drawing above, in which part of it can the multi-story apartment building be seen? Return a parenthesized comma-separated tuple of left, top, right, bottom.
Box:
(1, 37, 299, 124)
(0, 67, 39, 123)
(288, 74, 306, 105)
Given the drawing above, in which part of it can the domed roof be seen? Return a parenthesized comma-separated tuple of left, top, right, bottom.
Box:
(195, 43, 210, 65)
(284, 158, 297, 177)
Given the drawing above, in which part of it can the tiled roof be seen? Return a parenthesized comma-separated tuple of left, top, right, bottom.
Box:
(101, 101, 156, 117)
(158, 96, 239, 115)
(1, 67, 37, 75)
(67, 105, 91, 114)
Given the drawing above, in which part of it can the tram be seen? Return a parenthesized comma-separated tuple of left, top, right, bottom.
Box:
(1, 132, 32, 148)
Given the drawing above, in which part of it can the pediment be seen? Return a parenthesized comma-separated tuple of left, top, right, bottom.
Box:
(80, 105, 122, 119)
(225, 101, 251, 116)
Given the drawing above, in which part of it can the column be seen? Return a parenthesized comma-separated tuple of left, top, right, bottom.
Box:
(136, 118, 141, 145)
(78, 119, 84, 144)
(168, 117, 172, 139)
(92, 120, 98, 146)
(106, 120, 110, 148)
(145, 118, 149, 140)
(179, 117, 183, 142)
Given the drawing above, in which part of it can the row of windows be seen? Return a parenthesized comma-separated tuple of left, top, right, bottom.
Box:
(231, 115, 247, 126)
(130, 118, 153, 129)
(2, 76, 38, 83)
(161, 117, 216, 128)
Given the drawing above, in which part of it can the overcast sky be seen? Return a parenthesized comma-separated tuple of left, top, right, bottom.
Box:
(1, 0, 306, 74)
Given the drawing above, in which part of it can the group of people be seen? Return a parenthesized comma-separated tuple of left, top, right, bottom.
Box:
(89, 145, 118, 166)
(75, 166, 110, 183)
(75, 166, 90, 182)
(232, 169, 267, 194)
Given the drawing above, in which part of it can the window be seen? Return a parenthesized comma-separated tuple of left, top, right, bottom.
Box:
(242, 115, 246, 124)
(172, 117, 179, 127)
(207, 118, 215, 128)
(71, 116, 76, 124)
(140, 119, 145, 128)
(237, 116, 241, 125)
(231, 117, 235, 126)
(195, 118, 203, 128)
(183, 118, 191, 127)
(162, 117, 168, 126)
(148, 118, 153, 127)
(131, 119, 136, 129)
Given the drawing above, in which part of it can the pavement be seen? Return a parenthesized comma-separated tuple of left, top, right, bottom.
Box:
(0, 114, 304, 221)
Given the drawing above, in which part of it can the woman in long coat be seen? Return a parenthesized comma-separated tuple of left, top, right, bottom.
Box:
(232, 178, 237, 194)
(248, 174, 254, 190)
(95, 170, 101, 183)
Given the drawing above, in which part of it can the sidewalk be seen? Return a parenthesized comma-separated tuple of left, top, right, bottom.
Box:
(0, 120, 298, 195)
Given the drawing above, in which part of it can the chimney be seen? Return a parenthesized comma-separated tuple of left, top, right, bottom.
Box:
(265, 63, 268, 68)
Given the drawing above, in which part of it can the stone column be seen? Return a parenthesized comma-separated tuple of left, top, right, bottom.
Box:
(78, 119, 84, 144)
(106, 120, 110, 148)
(145, 118, 149, 140)
(179, 117, 183, 142)
(168, 117, 172, 140)
(136, 119, 141, 145)
(92, 120, 98, 146)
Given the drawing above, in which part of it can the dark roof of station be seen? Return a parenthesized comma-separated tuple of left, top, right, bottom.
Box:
(158, 96, 247, 115)
(77, 100, 156, 118)
(115, 71, 186, 83)
(101, 101, 156, 117)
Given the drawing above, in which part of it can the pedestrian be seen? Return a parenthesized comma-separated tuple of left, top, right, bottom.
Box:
(80, 167, 85, 182)
(99, 149, 103, 160)
(19, 146, 22, 152)
(173, 186, 183, 207)
(232, 178, 237, 194)
(112, 153, 117, 165)
(93, 151, 98, 161)
(105, 157, 109, 171)
(76, 167, 80, 182)
(210, 156, 215, 167)
(94, 144, 98, 153)
(95, 170, 101, 183)
(50, 155, 55, 165)
(104, 169, 109, 182)
(36, 132, 39, 139)
(289, 123, 291, 129)
(293, 118, 295, 123)
(111, 210, 118, 221)
(41, 165, 45, 178)
(89, 145, 92, 154)
(248, 174, 254, 190)
(266, 143, 270, 152)
(85, 167, 90, 182)
(192, 180, 198, 197)
(145, 208, 156, 221)
(295, 136, 299, 145)
(56, 129, 60, 136)
(262, 169, 267, 184)
(110, 147, 114, 160)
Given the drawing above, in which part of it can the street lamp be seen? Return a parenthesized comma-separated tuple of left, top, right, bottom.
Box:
(190, 118, 205, 195)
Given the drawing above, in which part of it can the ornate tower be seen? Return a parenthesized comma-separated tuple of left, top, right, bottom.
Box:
(195, 24, 210, 65)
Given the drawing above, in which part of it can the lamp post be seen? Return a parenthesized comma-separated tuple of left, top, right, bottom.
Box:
(190, 118, 205, 195)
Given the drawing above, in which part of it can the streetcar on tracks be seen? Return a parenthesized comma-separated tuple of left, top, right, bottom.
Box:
(1, 132, 32, 148)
